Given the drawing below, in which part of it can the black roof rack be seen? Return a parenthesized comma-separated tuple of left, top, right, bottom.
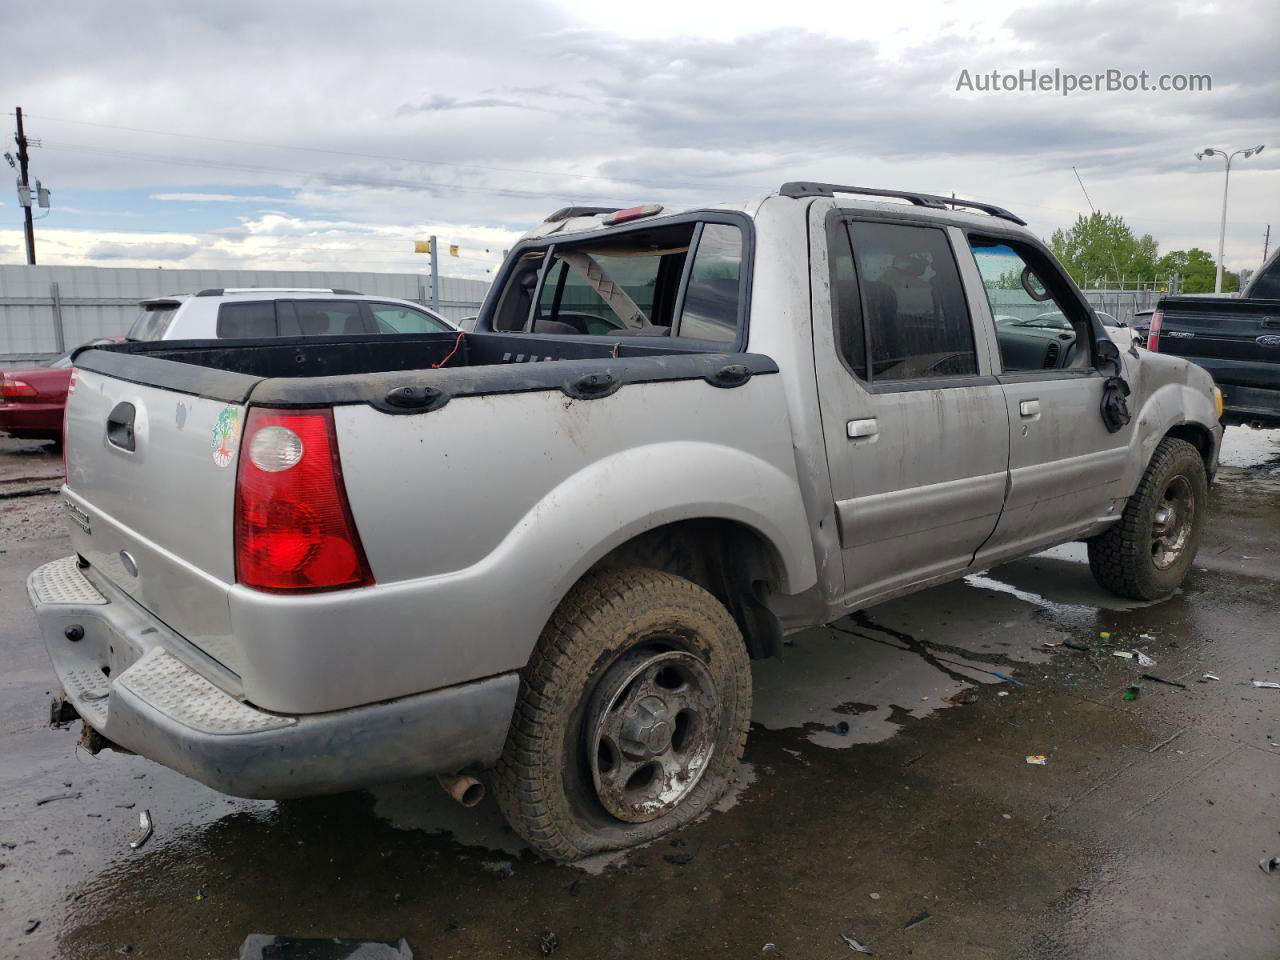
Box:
(544, 205, 623, 223)
(778, 182, 1026, 226)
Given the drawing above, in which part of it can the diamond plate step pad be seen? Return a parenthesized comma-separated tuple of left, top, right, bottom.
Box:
(116, 649, 295, 735)
(30, 557, 107, 605)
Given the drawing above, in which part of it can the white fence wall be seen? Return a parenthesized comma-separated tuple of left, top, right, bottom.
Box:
(0, 264, 490, 364)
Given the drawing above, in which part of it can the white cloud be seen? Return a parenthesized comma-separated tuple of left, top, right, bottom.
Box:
(0, 0, 1274, 273)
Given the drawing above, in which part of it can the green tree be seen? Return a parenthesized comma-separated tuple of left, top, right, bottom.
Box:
(1156, 248, 1240, 294)
(1049, 212, 1160, 287)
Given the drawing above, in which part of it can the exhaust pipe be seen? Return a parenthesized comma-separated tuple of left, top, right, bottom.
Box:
(437, 773, 485, 807)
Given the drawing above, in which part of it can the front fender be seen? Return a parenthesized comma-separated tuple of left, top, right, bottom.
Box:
(1121, 352, 1220, 493)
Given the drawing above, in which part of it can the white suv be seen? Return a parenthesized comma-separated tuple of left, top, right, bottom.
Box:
(126, 288, 456, 341)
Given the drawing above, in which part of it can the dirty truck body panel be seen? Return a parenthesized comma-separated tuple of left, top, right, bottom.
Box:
(30, 189, 1220, 801)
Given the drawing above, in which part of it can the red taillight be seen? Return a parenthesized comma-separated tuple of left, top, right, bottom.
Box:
(1, 375, 38, 399)
(234, 407, 374, 593)
(602, 203, 663, 225)
(1146, 310, 1163, 352)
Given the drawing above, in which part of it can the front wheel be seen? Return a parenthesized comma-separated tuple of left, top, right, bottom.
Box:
(492, 567, 752, 861)
(1088, 437, 1207, 600)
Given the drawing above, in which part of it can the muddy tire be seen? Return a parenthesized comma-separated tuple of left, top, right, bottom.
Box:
(1088, 438, 1207, 600)
(492, 567, 751, 861)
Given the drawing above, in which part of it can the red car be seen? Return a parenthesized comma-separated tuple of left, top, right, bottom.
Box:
(0, 338, 122, 443)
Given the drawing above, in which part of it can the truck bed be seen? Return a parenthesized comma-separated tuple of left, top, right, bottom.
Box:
(74, 332, 776, 409)
(61, 331, 799, 714)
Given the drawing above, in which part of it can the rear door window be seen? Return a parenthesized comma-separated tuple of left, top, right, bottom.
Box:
(849, 221, 977, 380)
(368, 303, 452, 333)
(216, 301, 278, 339)
(286, 301, 371, 336)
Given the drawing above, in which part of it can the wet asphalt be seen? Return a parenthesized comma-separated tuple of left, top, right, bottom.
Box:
(1, 429, 1278, 960)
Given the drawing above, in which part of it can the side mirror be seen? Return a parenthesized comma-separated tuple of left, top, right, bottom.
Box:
(1095, 336, 1122, 375)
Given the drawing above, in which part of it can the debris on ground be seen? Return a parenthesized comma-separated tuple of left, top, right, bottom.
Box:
(1141, 673, 1187, 689)
(904, 911, 932, 930)
(24, 920, 40, 935)
(129, 809, 153, 850)
(238, 935, 414, 958)
(1123, 684, 1141, 701)
(991, 671, 1024, 687)
(840, 932, 873, 954)
(997, 691, 1009, 697)
(1134, 651, 1156, 667)
(869, 892, 881, 900)
(35, 791, 81, 806)
(1201, 673, 1221, 682)
(539, 930, 559, 955)
(945, 688, 978, 705)
(1063, 638, 1091, 652)
(1112, 651, 1134, 660)
(1099, 632, 1112, 641)
(1025, 755, 1048, 765)
(761, 943, 781, 957)
(1260, 856, 1280, 874)
(1251, 680, 1280, 690)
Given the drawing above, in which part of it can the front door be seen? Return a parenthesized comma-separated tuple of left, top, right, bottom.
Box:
(964, 235, 1134, 565)
(812, 212, 1011, 607)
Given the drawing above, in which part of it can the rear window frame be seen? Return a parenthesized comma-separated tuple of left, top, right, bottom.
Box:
(479, 210, 755, 352)
(127, 303, 181, 342)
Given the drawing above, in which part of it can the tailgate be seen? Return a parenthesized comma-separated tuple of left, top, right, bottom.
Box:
(1159, 298, 1280, 366)
(63, 366, 247, 673)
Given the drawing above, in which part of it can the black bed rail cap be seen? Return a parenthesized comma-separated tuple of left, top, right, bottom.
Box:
(778, 182, 1027, 226)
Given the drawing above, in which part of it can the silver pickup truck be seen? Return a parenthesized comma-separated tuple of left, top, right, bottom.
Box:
(30, 183, 1223, 861)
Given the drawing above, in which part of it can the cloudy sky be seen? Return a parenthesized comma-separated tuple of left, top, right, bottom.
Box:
(2, 0, 1276, 280)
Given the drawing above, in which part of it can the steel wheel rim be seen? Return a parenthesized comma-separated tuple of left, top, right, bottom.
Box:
(586, 647, 720, 824)
(1151, 474, 1194, 570)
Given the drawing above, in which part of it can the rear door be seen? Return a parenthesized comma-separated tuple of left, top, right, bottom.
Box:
(62, 360, 254, 673)
(965, 235, 1132, 563)
(813, 211, 1010, 606)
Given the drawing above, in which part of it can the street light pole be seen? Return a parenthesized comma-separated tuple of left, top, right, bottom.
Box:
(1196, 144, 1266, 293)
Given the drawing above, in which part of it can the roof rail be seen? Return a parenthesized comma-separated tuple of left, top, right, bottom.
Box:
(778, 182, 1027, 226)
(195, 287, 363, 297)
(544, 206, 623, 223)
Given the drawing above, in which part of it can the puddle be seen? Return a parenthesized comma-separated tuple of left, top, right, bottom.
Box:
(1217, 425, 1280, 469)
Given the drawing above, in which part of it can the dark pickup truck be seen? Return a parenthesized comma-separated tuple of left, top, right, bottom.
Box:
(1151, 248, 1280, 426)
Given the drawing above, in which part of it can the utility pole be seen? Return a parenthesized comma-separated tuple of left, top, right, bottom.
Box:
(15, 106, 36, 265)
(429, 234, 440, 312)
(1265, 225, 1271, 262)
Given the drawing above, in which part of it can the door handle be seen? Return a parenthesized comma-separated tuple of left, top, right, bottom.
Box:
(847, 418, 879, 439)
(1019, 399, 1041, 418)
(106, 401, 136, 452)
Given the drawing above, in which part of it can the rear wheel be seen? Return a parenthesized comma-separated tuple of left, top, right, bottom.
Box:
(492, 567, 751, 861)
(1088, 437, 1207, 600)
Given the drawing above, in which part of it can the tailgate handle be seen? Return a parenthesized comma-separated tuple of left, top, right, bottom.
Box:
(106, 401, 136, 452)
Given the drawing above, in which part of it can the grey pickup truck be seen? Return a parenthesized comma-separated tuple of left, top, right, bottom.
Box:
(30, 184, 1222, 860)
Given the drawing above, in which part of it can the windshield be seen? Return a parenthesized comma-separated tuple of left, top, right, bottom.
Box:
(127, 304, 179, 341)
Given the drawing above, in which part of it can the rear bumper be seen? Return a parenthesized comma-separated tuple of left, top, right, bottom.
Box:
(1219, 384, 1280, 427)
(28, 556, 518, 799)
